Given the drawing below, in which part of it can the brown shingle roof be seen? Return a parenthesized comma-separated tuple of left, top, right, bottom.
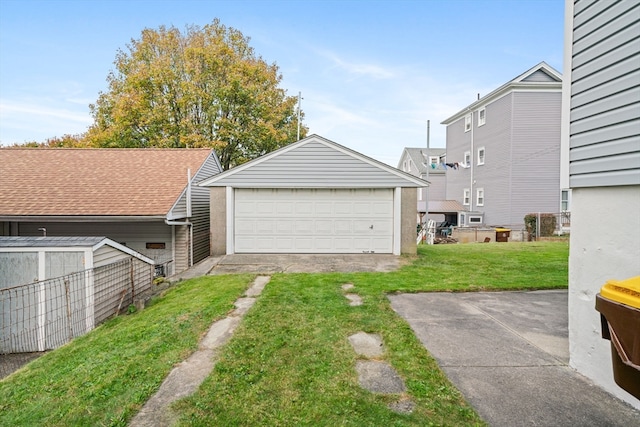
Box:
(0, 148, 215, 217)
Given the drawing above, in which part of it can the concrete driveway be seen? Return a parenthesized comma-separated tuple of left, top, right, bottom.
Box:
(207, 253, 407, 275)
(389, 290, 640, 426)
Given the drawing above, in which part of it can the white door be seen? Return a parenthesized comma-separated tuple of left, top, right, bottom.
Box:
(234, 188, 394, 253)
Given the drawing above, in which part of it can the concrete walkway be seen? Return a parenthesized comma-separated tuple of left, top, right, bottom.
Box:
(389, 290, 640, 427)
(129, 276, 270, 427)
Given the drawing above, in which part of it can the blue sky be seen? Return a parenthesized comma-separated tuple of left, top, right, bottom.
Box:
(0, 0, 565, 166)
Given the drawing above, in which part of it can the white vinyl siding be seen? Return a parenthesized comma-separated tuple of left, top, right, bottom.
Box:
(569, 0, 640, 188)
(234, 189, 393, 254)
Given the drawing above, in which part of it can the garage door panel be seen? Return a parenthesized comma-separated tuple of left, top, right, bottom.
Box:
(276, 238, 294, 250)
(315, 238, 332, 250)
(276, 220, 293, 233)
(315, 220, 333, 234)
(235, 219, 257, 234)
(276, 202, 294, 215)
(334, 220, 352, 234)
(372, 201, 393, 214)
(294, 237, 313, 251)
(316, 202, 332, 214)
(334, 202, 352, 214)
(295, 220, 313, 233)
(295, 202, 313, 214)
(234, 189, 393, 253)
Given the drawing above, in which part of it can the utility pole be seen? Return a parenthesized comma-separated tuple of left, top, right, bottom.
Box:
(297, 91, 302, 141)
(426, 119, 430, 223)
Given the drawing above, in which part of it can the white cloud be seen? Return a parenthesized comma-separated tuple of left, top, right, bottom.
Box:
(0, 102, 92, 124)
(317, 49, 396, 79)
(0, 101, 92, 144)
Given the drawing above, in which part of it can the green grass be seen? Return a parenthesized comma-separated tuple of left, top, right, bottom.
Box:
(0, 274, 252, 427)
(0, 242, 568, 426)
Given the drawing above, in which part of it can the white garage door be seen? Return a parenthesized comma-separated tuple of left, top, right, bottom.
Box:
(234, 188, 394, 253)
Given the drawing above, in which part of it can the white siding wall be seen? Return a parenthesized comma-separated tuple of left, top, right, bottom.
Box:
(569, 187, 640, 409)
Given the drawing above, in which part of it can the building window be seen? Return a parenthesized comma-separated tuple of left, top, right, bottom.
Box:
(477, 188, 484, 206)
(477, 147, 485, 165)
(463, 188, 470, 206)
(464, 151, 471, 167)
(464, 114, 471, 132)
(478, 108, 486, 126)
(561, 190, 569, 211)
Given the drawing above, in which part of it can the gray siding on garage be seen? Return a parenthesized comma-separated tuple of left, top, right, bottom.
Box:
(569, 0, 640, 188)
(207, 139, 424, 188)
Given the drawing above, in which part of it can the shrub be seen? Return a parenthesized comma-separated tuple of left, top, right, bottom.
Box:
(524, 213, 557, 238)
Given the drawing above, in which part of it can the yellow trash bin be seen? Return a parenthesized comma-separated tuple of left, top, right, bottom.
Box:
(595, 276, 640, 399)
(495, 228, 511, 242)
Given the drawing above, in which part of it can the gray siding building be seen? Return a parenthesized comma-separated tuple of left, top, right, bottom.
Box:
(564, 0, 639, 409)
(441, 62, 563, 228)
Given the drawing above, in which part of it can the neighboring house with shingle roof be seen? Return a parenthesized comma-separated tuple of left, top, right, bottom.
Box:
(0, 148, 223, 275)
(398, 147, 465, 226)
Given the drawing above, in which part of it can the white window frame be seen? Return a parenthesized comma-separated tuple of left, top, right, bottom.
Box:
(476, 188, 484, 206)
(464, 114, 471, 132)
(477, 147, 485, 165)
(561, 190, 569, 211)
(428, 156, 439, 165)
(463, 188, 470, 206)
(478, 108, 486, 126)
(464, 151, 471, 167)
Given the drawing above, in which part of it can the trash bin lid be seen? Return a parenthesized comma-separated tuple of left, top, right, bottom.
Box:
(600, 276, 640, 309)
(495, 228, 511, 232)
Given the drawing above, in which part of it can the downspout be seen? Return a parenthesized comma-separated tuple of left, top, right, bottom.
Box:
(470, 110, 474, 214)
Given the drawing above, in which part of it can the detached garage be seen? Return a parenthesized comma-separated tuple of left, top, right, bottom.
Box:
(200, 135, 428, 255)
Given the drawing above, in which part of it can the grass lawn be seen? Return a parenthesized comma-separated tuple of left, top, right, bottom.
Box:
(0, 242, 568, 426)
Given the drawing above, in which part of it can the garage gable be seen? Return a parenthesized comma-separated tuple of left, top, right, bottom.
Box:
(199, 135, 428, 188)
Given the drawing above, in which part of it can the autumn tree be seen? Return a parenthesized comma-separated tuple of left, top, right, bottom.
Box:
(86, 19, 306, 169)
